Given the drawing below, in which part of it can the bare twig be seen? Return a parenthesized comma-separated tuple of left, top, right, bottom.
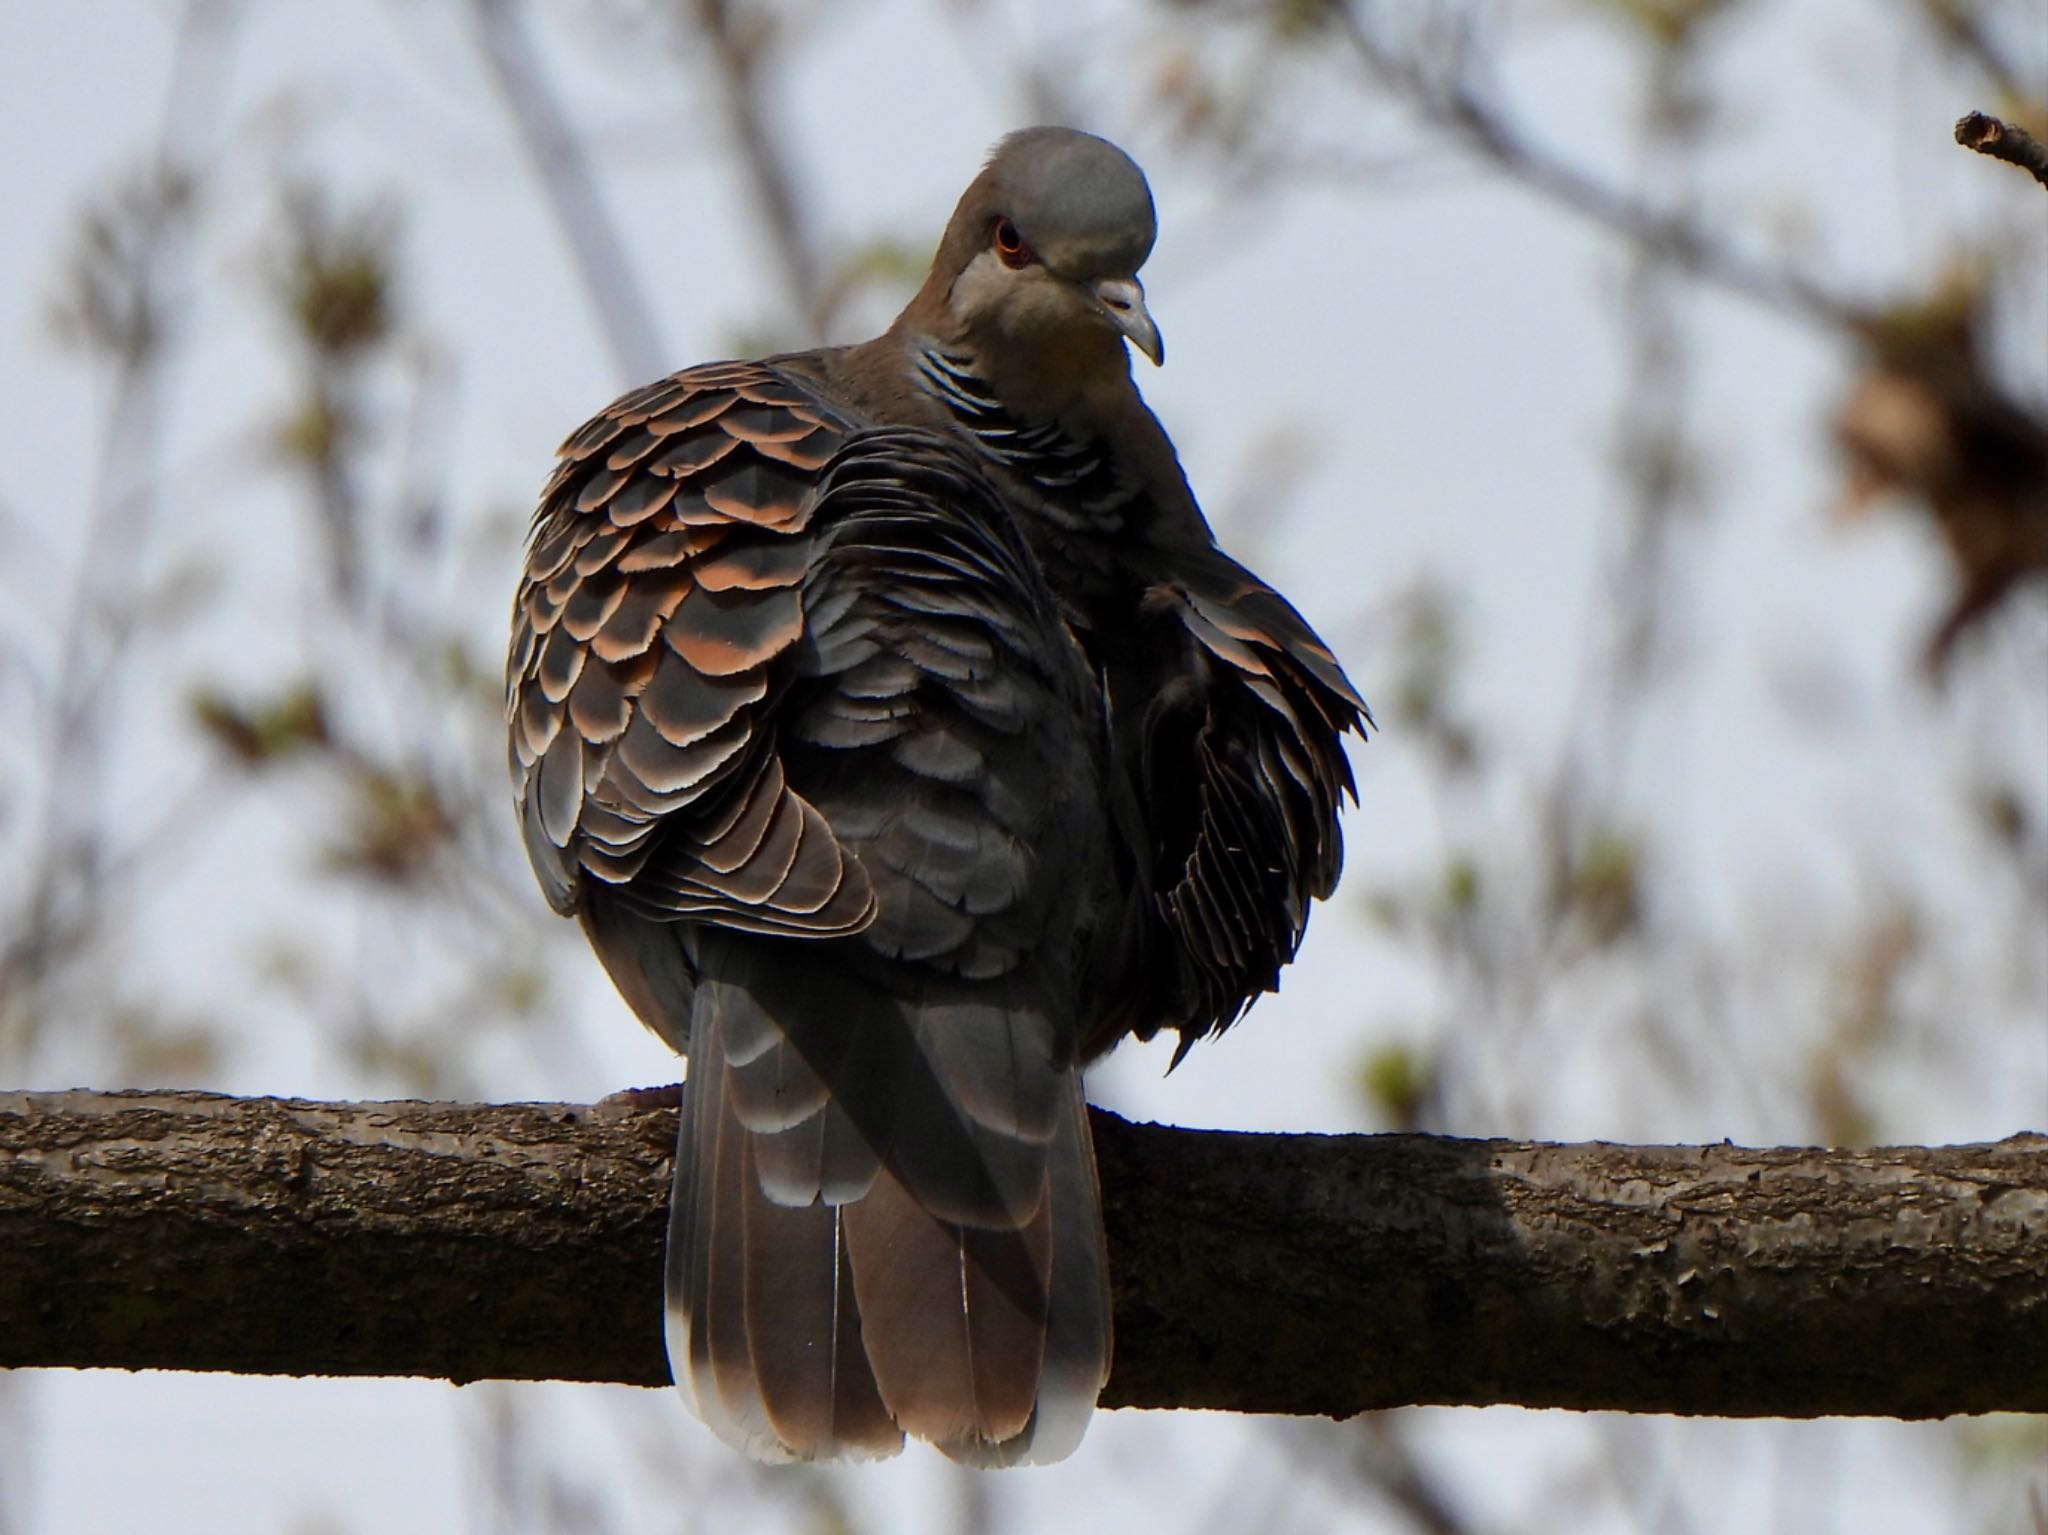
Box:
(684, 0, 828, 343)
(1955, 112, 2048, 190)
(1, 0, 240, 1065)
(1330, 3, 1866, 334)
(468, 0, 669, 383)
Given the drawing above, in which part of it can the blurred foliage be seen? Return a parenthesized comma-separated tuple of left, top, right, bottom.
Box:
(1806, 901, 1920, 1148)
(272, 184, 399, 362)
(1834, 265, 2048, 671)
(46, 162, 195, 366)
(1590, 0, 1746, 54)
(1553, 825, 1644, 949)
(323, 765, 459, 885)
(1358, 1039, 1437, 1130)
(1384, 582, 1479, 776)
(190, 682, 331, 766)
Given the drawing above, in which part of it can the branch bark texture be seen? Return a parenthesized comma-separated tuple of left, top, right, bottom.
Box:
(1, 1090, 2041, 1418)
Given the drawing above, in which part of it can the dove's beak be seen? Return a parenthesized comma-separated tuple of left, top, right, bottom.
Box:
(1094, 277, 1164, 367)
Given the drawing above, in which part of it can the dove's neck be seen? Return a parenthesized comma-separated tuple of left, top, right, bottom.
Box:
(909, 343, 1146, 534)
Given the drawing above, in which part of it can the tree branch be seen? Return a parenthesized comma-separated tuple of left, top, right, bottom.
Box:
(685, 0, 829, 345)
(468, 0, 670, 384)
(1, 1089, 2041, 1417)
(1328, 3, 1868, 334)
(1955, 111, 2048, 190)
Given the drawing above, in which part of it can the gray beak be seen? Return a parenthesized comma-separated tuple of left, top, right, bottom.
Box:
(1094, 277, 1164, 366)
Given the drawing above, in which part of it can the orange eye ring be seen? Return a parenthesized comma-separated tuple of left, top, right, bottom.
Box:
(992, 216, 1035, 269)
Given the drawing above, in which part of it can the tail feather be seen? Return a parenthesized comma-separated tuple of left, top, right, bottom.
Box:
(740, 1164, 897, 1455)
(870, 1009, 1051, 1227)
(936, 1075, 1111, 1467)
(841, 1163, 1053, 1449)
(665, 936, 1111, 1464)
(995, 1074, 1114, 1465)
(670, 1019, 784, 1460)
(671, 991, 901, 1461)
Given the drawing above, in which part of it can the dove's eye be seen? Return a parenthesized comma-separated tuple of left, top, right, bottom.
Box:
(992, 217, 1036, 269)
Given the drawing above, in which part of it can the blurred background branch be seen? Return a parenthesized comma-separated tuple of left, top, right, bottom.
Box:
(468, 0, 670, 384)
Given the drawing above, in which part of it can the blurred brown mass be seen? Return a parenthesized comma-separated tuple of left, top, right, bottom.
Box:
(1834, 278, 2048, 672)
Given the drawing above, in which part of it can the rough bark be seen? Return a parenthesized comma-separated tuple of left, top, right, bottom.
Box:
(0, 1089, 2041, 1417)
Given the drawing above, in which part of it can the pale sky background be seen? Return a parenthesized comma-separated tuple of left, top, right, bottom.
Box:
(2, 3, 2043, 1534)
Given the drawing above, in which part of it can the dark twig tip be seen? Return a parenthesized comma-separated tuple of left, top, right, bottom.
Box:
(1954, 110, 2002, 149)
(1954, 111, 2048, 189)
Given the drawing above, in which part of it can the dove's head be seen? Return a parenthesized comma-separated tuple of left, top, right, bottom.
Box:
(911, 127, 1164, 389)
